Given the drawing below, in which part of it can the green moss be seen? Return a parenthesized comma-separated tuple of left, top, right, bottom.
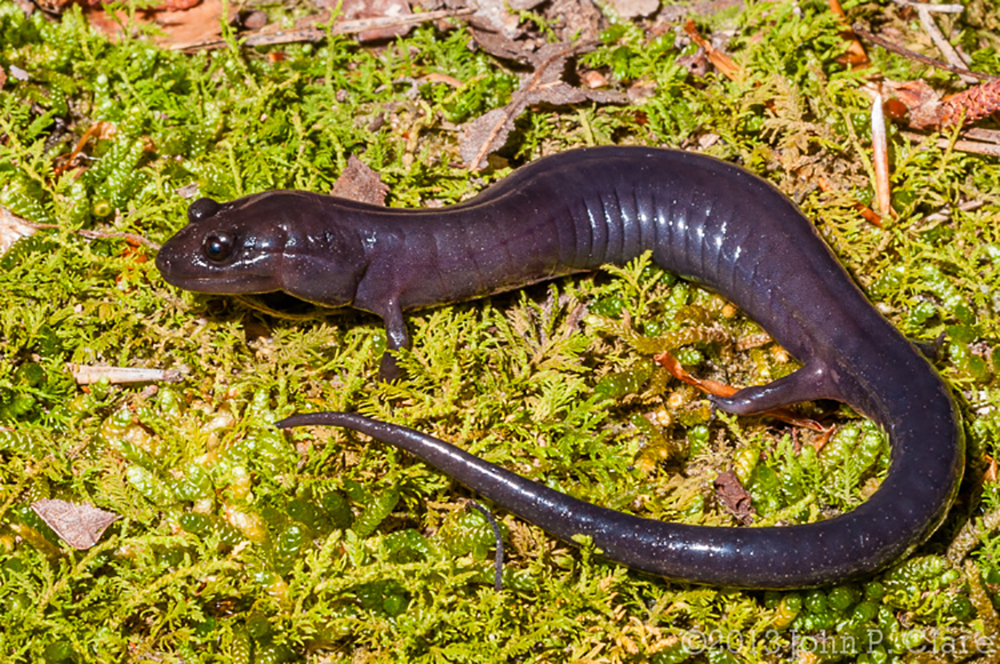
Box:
(1, 0, 998, 661)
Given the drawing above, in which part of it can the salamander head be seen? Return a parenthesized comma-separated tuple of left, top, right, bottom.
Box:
(156, 191, 369, 308)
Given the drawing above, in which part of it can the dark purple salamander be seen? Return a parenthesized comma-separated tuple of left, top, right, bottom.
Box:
(156, 146, 964, 588)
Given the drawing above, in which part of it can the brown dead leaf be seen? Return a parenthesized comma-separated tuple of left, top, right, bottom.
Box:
(78, 0, 223, 43)
(459, 109, 513, 168)
(31, 0, 76, 13)
(714, 470, 755, 524)
(890, 79, 948, 129)
(459, 38, 625, 169)
(829, 0, 867, 68)
(464, 0, 601, 43)
(549, 0, 603, 43)
(330, 155, 390, 206)
(49, 0, 199, 7)
(0, 205, 36, 256)
(32, 499, 120, 550)
(423, 72, 464, 87)
(150, 0, 225, 47)
(468, 23, 534, 63)
(985, 456, 997, 484)
(239, 10, 268, 30)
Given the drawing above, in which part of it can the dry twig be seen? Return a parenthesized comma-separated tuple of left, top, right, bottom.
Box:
(901, 130, 1000, 157)
(852, 24, 995, 83)
(915, 5, 978, 85)
(171, 8, 474, 52)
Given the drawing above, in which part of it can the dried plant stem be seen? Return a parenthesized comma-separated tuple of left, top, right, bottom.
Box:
(871, 93, 892, 216)
(902, 130, 1000, 157)
(172, 8, 474, 52)
(852, 24, 996, 82)
(889, 0, 964, 13)
(26, 222, 160, 250)
(915, 6, 978, 85)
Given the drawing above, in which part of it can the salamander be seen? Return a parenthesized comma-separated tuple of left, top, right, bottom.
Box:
(155, 146, 964, 588)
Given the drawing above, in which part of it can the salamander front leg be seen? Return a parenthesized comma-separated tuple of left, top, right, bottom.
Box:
(710, 360, 840, 416)
(378, 301, 409, 382)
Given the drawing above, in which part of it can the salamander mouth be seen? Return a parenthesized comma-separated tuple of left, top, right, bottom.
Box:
(155, 251, 281, 294)
(159, 273, 281, 294)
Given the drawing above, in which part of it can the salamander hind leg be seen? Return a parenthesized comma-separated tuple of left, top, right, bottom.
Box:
(710, 360, 840, 416)
(378, 300, 409, 382)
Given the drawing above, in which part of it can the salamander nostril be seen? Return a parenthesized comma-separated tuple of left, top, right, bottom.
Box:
(188, 198, 222, 223)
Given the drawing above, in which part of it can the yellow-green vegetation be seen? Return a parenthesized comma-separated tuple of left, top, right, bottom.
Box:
(2, 0, 999, 662)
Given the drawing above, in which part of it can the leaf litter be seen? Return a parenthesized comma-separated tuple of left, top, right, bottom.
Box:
(459, 26, 626, 168)
(31, 499, 120, 550)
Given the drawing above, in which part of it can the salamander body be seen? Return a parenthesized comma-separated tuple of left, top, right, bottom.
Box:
(156, 146, 963, 588)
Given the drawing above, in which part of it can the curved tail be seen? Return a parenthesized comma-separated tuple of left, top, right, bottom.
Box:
(277, 391, 962, 589)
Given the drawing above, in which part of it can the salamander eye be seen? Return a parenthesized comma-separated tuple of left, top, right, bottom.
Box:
(202, 232, 235, 262)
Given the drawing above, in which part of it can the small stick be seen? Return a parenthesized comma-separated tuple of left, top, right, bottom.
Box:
(684, 19, 742, 80)
(25, 222, 160, 250)
(915, 6, 978, 85)
(816, 175, 882, 227)
(889, 0, 965, 13)
(852, 24, 996, 82)
(171, 8, 475, 52)
(901, 130, 1000, 157)
(963, 128, 1000, 144)
(962, 127, 1000, 144)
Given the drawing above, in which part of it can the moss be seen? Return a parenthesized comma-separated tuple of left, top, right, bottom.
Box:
(1, 0, 999, 661)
